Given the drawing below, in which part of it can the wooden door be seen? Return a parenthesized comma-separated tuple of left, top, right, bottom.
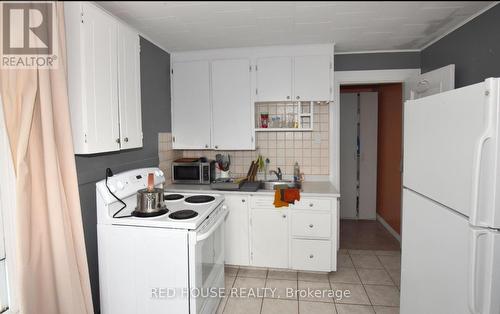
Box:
(340, 93, 358, 219)
(358, 92, 378, 220)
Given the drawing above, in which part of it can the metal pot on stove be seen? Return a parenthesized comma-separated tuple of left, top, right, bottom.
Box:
(134, 173, 168, 216)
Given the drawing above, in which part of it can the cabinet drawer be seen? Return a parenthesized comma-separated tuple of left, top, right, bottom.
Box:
(250, 196, 275, 209)
(291, 239, 331, 271)
(291, 212, 331, 239)
(291, 198, 331, 210)
(250, 196, 331, 210)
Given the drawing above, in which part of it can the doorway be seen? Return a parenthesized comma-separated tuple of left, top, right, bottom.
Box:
(339, 83, 403, 250)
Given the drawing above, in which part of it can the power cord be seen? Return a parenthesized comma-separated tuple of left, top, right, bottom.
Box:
(105, 168, 131, 218)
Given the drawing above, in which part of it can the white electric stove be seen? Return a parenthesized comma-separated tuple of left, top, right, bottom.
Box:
(96, 167, 227, 314)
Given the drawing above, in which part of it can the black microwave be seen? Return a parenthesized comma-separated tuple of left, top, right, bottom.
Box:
(171, 160, 215, 184)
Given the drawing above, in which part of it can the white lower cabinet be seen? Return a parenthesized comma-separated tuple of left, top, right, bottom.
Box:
(221, 194, 338, 271)
(224, 195, 250, 266)
(250, 208, 289, 268)
(291, 239, 331, 271)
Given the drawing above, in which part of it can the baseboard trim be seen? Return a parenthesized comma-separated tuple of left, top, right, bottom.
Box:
(376, 214, 401, 243)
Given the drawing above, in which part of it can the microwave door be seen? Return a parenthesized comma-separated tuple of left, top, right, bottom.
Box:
(173, 165, 201, 184)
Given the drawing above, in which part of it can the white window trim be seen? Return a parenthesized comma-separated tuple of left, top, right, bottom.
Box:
(0, 97, 18, 314)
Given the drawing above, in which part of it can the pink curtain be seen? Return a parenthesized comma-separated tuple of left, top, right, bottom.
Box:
(0, 3, 93, 314)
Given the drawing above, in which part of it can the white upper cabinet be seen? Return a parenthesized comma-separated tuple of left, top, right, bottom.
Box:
(256, 57, 293, 102)
(65, 2, 143, 154)
(171, 44, 334, 149)
(171, 61, 212, 149)
(256, 55, 332, 102)
(211, 59, 254, 150)
(118, 23, 142, 150)
(294, 55, 332, 101)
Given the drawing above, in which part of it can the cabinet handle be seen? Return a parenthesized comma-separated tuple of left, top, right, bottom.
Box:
(115, 138, 120, 144)
(309, 224, 314, 228)
(309, 203, 314, 207)
(296, 96, 300, 100)
(242, 199, 246, 203)
(309, 254, 314, 259)
(123, 137, 129, 143)
(282, 214, 287, 218)
(286, 96, 290, 100)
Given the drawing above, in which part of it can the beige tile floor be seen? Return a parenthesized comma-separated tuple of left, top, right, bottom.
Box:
(217, 249, 401, 314)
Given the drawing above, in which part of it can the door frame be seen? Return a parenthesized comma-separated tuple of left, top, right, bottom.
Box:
(331, 69, 420, 239)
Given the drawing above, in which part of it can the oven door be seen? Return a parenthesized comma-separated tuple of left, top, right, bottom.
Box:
(172, 163, 202, 184)
(188, 205, 228, 314)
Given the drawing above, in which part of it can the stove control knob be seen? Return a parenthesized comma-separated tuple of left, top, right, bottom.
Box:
(116, 181, 125, 190)
(155, 170, 164, 177)
(108, 184, 117, 193)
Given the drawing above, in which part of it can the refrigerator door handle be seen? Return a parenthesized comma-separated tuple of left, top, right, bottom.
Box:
(470, 87, 495, 226)
(469, 228, 488, 314)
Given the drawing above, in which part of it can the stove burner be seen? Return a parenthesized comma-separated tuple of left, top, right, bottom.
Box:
(169, 210, 198, 220)
(185, 195, 215, 204)
(164, 194, 184, 201)
(131, 208, 169, 218)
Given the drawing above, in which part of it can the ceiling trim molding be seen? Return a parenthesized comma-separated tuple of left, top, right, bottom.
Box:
(419, 1, 499, 51)
(335, 49, 420, 55)
(94, 1, 498, 56)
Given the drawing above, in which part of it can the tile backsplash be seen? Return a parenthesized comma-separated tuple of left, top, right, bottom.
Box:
(159, 103, 329, 179)
(158, 133, 183, 181)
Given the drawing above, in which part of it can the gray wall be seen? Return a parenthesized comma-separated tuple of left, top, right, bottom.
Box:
(335, 51, 420, 71)
(76, 37, 170, 313)
(421, 4, 500, 88)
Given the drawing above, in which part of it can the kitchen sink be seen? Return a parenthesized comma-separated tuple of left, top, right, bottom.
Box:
(260, 180, 301, 190)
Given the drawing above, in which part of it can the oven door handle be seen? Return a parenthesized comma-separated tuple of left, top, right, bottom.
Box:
(196, 206, 228, 242)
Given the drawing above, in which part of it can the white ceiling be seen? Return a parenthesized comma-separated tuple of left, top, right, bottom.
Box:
(96, 1, 495, 52)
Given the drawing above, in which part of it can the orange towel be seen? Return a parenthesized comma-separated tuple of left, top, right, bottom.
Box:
(284, 188, 300, 204)
(273, 188, 289, 208)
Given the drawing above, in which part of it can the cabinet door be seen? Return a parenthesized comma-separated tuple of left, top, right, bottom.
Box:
(224, 195, 250, 266)
(294, 55, 332, 101)
(256, 57, 292, 101)
(171, 61, 211, 149)
(251, 209, 288, 268)
(211, 59, 254, 150)
(118, 23, 142, 150)
(81, 3, 120, 153)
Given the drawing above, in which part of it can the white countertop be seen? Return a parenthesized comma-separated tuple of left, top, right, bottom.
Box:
(164, 181, 340, 198)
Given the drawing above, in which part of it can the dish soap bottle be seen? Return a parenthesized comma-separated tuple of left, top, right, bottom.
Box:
(293, 162, 300, 182)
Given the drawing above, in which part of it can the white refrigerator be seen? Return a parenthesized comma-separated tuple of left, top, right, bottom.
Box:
(401, 78, 500, 314)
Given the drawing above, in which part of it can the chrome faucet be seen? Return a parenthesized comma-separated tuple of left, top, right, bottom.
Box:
(269, 168, 282, 181)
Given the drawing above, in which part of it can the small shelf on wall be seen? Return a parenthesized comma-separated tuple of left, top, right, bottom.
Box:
(255, 101, 315, 132)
